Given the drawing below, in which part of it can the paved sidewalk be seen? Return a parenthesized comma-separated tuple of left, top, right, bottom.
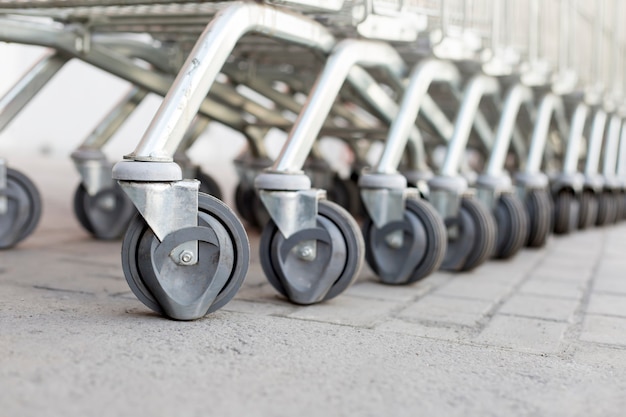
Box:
(1, 155, 626, 417)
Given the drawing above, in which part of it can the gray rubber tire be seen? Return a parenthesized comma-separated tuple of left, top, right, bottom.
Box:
(259, 199, 364, 304)
(525, 189, 553, 248)
(363, 198, 447, 285)
(553, 190, 578, 235)
(493, 193, 529, 260)
(441, 196, 497, 272)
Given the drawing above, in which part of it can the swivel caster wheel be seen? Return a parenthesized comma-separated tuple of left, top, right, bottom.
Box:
(492, 193, 529, 260)
(234, 183, 269, 229)
(577, 190, 598, 229)
(363, 198, 446, 284)
(260, 199, 364, 304)
(524, 189, 553, 248)
(326, 173, 362, 219)
(440, 196, 497, 272)
(195, 168, 223, 201)
(596, 192, 616, 226)
(553, 190, 578, 235)
(74, 183, 136, 240)
(0, 168, 42, 248)
(121, 193, 249, 320)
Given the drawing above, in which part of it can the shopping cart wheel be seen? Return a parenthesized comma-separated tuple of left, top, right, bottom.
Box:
(234, 183, 269, 229)
(327, 173, 362, 219)
(596, 192, 616, 226)
(441, 196, 497, 272)
(0, 168, 42, 248)
(259, 199, 364, 304)
(553, 190, 578, 235)
(492, 193, 529, 260)
(195, 168, 223, 201)
(524, 189, 553, 248)
(615, 192, 625, 222)
(121, 192, 249, 320)
(577, 190, 598, 229)
(73, 183, 136, 240)
(363, 198, 446, 285)
(234, 183, 256, 226)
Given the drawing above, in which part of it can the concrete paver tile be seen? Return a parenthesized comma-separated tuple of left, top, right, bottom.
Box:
(345, 279, 436, 302)
(586, 294, 626, 318)
(286, 296, 400, 327)
(397, 295, 494, 327)
(531, 265, 594, 283)
(433, 277, 515, 302)
(593, 277, 626, 296)
(572, 344, 626, 369)
(475, 315, 567, 354)
(498, 294, 580, 322)
(221, 299, 298, 316)
(519, 278, 585, 299)
(580, 315, 626, 347)
(375, 319, 469, 342)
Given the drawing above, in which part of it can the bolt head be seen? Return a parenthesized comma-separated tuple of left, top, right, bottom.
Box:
(179, 250, 194, 264)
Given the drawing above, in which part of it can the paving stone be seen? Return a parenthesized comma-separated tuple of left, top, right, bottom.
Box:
(221, 299, 298, 316)
(498, 294, 579, 322)
(580, 315, 626, 347)
(475, 316, 568, 354)
(573, 344, 626, 369)
(594, 264, 626, 282)
(518, 279, 585, 300)
(586, 294, 626, 318)
(286, 296, 400, 328)
(593, 277, 626, 296)
(433, 277, 515, 302)
(345, 279, 435, 302)
(397, 295, 494, 327)
(375, 319, 468, 342)
(531, 265, 594, 283)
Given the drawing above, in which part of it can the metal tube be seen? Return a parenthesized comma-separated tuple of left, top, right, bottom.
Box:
(375, 59, 460, 173)
(584, 109, 607, 175)
(602, 114, 622, 176)
(525, 94, 560, 174)
(563, 103, 589, 174)
(132, 2, 337, 161)
(0, 16, 248, 136)
(273, 40, 405, 172)
(584, 109, 606, 175)
(440, 75, 499, 176)
(421, 95, 455, 140)
(617, 120, 626, 177)
(486, 84, 533, 176)
(0, 52, 67, 132)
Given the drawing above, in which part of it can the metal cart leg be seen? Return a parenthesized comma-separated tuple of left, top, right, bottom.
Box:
(428, 74, 500, 272)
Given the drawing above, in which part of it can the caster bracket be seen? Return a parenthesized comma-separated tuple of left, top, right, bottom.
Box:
(118, 179, 199, 265)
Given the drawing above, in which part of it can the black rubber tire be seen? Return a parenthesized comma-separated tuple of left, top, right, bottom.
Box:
(553, 190, 578, 235)
(493, 193, 529, 259)
(596, 192, 616, 226)
(234, 183, 258, 227)
(121, 192, 249, 319)
(525, 189, 553, 248)
(363, 198, 447, 285)
(441, 196, 497, 272)
(195, 168, 223, 201)
(259, 199, 364, 304)
(73, 183, 135, 240)
(326, 173, 362, 220)
(577, 190, 598, 230)
(0, 168, 42, 248)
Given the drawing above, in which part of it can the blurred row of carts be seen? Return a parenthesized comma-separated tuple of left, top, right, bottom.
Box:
(1, 0, 625, 320)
